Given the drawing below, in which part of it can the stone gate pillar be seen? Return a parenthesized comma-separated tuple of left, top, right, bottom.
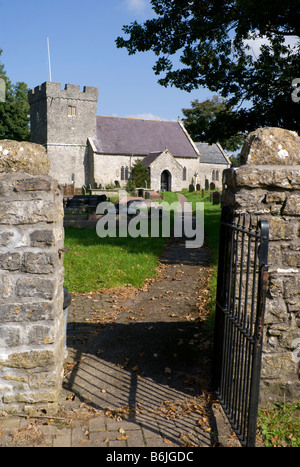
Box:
(222, 127, 300, 406)
(0, 140, 65, 416)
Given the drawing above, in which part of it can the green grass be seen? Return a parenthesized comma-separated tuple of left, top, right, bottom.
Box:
(162, 191, 180, 204)
(258, 401, 300, 447)
(64, 226, 167, 293)
(63, 190, 221, 295)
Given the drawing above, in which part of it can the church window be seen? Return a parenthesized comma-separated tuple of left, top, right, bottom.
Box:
(68, 105, 76, 117)
(125, 166, 129, 180)
(183, 167, 187, 181)
(216, 170, 219, 181)
(212, 170, 215, 181)
(121, 166, 125, 180)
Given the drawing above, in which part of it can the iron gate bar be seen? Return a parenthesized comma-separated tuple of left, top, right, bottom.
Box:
(212, 206, 269, 447)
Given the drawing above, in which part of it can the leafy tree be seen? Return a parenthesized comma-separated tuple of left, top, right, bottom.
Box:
(0, 49, 30, 141)
(116, 0, 300, 137)
(125, 178, 136, 194)
(182, 96, 244, 151)
(131, 159, 150, 188)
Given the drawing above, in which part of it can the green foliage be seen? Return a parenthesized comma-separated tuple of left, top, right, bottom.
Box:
(126, 178, 136, 194)
(258, 401, 300, 447)
(182, 96, 244, 152)
(0, 49, 30, 141)
(116, 1, 300, 138)
(131, 159, 150, 188)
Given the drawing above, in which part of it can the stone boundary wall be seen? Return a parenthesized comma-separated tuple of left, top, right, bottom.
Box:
(222, 127, 300, 406)
(0, 140, 65, 416)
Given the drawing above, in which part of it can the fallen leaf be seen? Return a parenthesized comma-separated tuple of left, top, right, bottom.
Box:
(163, 438, 173, 445)
(66, 394, 75, 401)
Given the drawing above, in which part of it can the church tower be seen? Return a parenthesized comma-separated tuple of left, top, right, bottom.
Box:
(28, 82, 99, 188)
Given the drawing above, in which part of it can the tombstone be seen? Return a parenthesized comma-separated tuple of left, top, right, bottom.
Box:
(205, 179, 209, 190)
(212, 191, 221, 205)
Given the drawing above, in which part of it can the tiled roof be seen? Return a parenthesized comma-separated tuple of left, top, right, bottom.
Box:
(195, 142, 229, 164)
(141, 152, 162, 167)
(92, 116, 199, 158)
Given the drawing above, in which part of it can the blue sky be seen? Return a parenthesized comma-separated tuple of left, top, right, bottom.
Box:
(0, 0, 215, 121)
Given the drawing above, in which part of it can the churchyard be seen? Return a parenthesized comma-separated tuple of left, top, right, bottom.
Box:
(63, 190, 218, 294)
(0, 134, 299, 446)
(63, 188, 300, 447)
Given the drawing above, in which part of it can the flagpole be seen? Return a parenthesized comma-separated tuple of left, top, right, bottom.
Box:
(47, 36, 52, 82)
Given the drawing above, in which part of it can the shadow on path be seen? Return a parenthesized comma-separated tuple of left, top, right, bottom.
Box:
(62, 217, 219, 446)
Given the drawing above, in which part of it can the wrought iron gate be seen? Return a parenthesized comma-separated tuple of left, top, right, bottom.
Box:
(212, 206, 269, 447)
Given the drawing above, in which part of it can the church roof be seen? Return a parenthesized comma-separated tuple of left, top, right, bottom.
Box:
(195, 142, 229, 165)
(92, 116, 199, 158)
(141, 152, 162, 167)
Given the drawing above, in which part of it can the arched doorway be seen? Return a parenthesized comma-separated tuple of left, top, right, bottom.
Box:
(161, 170, 171, 191)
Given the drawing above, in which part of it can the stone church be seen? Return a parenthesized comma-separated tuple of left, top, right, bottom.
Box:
(28, 82, 230, 192)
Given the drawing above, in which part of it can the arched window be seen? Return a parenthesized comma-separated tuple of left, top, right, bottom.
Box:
(212, 170, 215, 181)
(183, 167, 187, 181)
(216, 170, 219, 181)
(121, 166, 125, 180)
(125, 166, 129, 180)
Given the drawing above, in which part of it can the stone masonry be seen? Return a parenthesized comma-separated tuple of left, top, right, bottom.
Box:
(222, 127, 300, 405)
(28, 82, 99, 188)
(0, 140, 65, 416)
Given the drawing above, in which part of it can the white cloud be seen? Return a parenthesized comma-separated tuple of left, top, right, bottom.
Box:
(243, 35, 299, 59)
(112, 112, 176, 121)
(124, 0, 149, 14)
(124, 112, 164, 120)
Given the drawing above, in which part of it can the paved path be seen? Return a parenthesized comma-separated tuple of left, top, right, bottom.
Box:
(0, 195, 240, 447)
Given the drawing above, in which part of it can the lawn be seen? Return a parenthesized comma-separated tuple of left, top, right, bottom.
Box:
(63, 190, 222, 299)
(64, 192, 184, 294)
(63, 226, 167, 294)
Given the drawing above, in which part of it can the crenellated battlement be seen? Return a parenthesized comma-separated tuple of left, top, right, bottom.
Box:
(28, 81, 99, 103)
(28, 81, 99, 187)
